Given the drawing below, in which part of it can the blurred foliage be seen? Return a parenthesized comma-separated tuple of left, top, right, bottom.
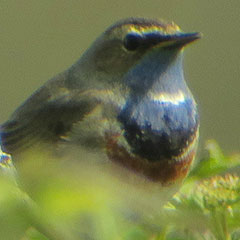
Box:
(0, 140, 240, 240)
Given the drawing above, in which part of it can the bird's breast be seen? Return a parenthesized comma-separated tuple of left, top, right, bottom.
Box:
(105, 90, 199, 185)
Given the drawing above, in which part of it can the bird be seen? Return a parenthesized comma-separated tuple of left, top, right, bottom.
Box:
(0, 17, 200, 189)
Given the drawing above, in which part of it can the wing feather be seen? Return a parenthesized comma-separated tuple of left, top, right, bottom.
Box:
(1, 84, 95, 155)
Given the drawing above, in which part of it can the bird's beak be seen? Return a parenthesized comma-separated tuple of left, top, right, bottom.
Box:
(143, 31, 201, 49)
(162, 32, 202, 48)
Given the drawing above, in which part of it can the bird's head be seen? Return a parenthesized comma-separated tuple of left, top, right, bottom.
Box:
(79, 18, 199, 75)
(75, 18, 200, 79)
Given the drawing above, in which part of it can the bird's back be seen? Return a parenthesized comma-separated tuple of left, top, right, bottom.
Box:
(0, 71, 97, 156)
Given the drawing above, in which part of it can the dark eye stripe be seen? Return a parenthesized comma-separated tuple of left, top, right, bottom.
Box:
(123, 33, 142, 51)
(123, 31, 172, 51)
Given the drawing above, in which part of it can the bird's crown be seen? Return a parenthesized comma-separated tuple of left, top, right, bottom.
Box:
(106, 17, 181, 35)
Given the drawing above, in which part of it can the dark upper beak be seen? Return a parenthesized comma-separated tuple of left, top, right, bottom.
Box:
(144, 31, 202, 49)
(168, 32, 202, 47)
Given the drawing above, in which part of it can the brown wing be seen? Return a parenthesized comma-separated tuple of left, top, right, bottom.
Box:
(0, 82, 95, 155)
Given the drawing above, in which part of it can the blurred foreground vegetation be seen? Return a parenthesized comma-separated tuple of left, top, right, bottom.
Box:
(0, 140, 240, 240)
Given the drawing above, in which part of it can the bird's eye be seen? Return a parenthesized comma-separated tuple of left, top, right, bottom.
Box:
(123, 33, 142, 51)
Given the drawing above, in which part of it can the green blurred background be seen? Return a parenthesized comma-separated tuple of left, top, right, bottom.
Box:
(0, 0, 239, 155)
